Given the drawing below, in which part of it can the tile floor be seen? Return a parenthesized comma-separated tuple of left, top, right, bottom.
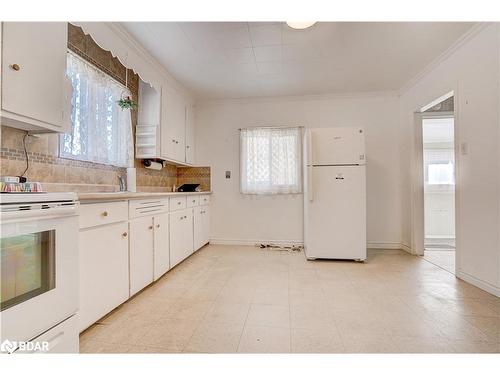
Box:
(424, 249, 455, 274)
(80, 245, 499, 353)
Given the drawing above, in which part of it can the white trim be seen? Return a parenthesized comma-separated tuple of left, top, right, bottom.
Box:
(366, 242, 406, 250)
(456, 271, 500, 298)
(401, 243, 413, 254)
(209, 238, 303, 247)
(399, 23, 489, 95)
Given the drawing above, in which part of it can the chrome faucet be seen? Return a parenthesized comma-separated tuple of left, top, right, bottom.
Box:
(118, 175, 126, 192)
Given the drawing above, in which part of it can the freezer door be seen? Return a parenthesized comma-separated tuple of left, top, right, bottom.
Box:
(304, 165, 366, 260)
(311, 127, 365, 166)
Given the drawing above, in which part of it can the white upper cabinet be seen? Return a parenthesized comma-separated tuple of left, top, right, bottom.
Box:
(185, 103, 195, 165)
(161, 87, 186, 162)
(1, 22, 71, 133)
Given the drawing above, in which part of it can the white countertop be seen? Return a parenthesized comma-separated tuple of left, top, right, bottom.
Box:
(78, 191, 211, 202)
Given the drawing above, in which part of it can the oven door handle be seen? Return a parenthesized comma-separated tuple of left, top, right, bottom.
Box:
(0, 205, 79, 223)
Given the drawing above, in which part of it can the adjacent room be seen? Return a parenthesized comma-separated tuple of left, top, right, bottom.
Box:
(0, 19, 499, 357)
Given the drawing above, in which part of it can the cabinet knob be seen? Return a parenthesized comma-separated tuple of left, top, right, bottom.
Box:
(102, 211, 109, 217)
(122, 232, 128, 238)
(177, 201, 181, 205)
(192, 200, 196, 203)
(172, 139, 176, 143)
(156, 224, 160, 228)
(10, 63, 20, 71)
(186, 145, 190, 149)
(149, 225, 154, 230)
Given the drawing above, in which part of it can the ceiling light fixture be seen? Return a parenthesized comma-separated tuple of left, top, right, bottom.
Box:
(286, 22, 317, 30)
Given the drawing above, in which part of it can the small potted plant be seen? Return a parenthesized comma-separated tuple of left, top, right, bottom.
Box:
(117, 95, 138, 110)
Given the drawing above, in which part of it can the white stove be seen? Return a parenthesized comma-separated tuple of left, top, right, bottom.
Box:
(0, 192, 80, 353)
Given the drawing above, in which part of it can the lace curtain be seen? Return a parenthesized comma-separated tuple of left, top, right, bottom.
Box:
(60, 52, 134, 168)
(240, 127, 302, 195)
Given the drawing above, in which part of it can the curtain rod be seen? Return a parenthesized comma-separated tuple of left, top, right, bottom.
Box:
(238, 126, 304, 131)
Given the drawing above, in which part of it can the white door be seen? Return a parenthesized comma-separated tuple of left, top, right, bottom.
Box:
(305, 165, 366, 260)
(129, 217, 154, 296)
(169, 210, 186, 267)
(185, 104, 195, 164)
(78, 222, 129, 332)
(311, 127, 365, 166)
(153, 213, 169, 280)
(2, 22, 67, 128)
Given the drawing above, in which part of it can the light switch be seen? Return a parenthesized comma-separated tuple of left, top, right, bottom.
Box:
(225, 171, 231, 179)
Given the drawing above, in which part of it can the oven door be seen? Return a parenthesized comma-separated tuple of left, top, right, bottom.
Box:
(0, 209, 78, 343)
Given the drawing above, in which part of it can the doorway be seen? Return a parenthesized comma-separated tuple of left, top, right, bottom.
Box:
(421, 96, 456, 273)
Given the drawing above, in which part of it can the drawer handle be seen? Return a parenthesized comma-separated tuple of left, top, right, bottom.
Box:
(102, 211, 109, 217)
(122, 232, 128, 238)
(10, 63, 20, 71)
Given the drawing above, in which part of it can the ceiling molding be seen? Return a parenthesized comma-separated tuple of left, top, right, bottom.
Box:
(196, 90, 399, 106)
(105, 22, 195, 102)
(398, 22, 489, 96)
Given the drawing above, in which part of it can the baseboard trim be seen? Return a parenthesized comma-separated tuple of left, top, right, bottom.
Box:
(456, 271, 500, 298)
(366, 242, 406, 250)
(209, 238, 304, 247)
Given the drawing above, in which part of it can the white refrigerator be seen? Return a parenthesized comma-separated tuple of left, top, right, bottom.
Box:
(303, 127, 366, 261)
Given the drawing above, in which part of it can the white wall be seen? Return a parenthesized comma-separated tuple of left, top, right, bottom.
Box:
(195, 94, 402, 247)
(399, 23, 500, 294)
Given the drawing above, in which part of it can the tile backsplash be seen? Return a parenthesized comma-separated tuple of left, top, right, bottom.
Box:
(0, 126, 211, 192)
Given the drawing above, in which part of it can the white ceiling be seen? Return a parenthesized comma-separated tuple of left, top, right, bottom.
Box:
(121, 22, 474, 99)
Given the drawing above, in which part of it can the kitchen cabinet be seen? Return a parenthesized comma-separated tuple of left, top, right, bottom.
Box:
(153, 213, 170, 280)
(161, 88, 186, 162)
(169, 208, 194, 267)
(194, 205, 210, 251)
(79, 221, 129, 332)
(1, 22, 71, 133)
(129, 216, 155, 296)
(185, 104, 195, 165)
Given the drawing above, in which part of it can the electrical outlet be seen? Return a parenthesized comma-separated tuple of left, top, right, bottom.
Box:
(225, 171, 231, 179)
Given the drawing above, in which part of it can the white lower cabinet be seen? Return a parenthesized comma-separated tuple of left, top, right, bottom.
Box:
(169, 208, 193, 267)
(129, 216, 155, 296)
(20, 315, 79, 354)
(153, 213, 170, 280)
(194, 205, 210, 251)
(78, 195, 209, 330)
(79, 221, 129, 332)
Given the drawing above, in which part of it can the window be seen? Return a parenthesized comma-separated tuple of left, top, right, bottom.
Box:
(428, 162, 454, 185)
(60, 52, 134, 167)
(240, 127, 302, 194)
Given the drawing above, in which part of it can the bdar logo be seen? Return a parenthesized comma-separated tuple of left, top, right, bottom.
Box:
(0, 339, 17, 354)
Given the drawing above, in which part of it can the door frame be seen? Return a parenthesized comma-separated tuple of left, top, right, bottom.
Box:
(411, 90, 461, 275)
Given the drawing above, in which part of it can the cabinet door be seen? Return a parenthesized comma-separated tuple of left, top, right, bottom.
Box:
(201, 205, 210, 247)
(184, 209, 194, 256)
(161, 88, 186, 162)
(169, 210, 186, 267)
(194, 206, 210, 251)
(129, 217, 154, 296)
(185, 104, 195, 164)
(79, 222, 129, 332)
(153, 213, 170, 280)
(2, 22, 67, 128)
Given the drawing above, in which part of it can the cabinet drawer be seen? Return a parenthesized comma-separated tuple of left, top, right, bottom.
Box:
(129, 198, 168, 219)
(79, 201, 128, 229)
(199, 195, 210, 206)
(19, 315, 79, 354)
(170, 196, 187, 211)
(186, 196, 199, 207)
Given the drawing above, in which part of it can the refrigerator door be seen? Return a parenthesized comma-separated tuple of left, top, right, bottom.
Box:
(311, 127, 365, 166)
(304, 165, 366, 260)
